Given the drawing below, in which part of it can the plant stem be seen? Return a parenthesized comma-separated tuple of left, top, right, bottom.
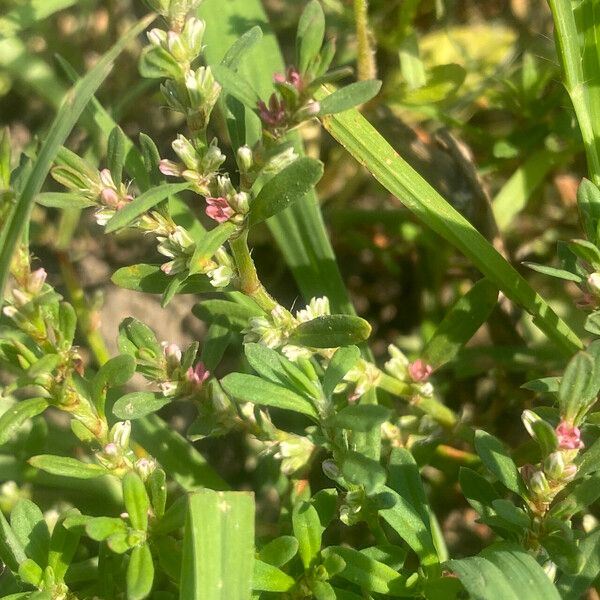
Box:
(229, 230, 281, 313)
(353, 0, 377, 81)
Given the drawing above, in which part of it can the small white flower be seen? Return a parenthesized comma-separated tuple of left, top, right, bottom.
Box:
(296, 296, 330, 323)
(207, 265, 234, 288)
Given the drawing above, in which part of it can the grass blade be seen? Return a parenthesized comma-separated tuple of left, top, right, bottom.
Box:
(317, 88, 582, 356)
(180, 489, 254, 600)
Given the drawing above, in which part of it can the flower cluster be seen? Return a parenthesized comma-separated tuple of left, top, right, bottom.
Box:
(158, 340, 211, 398)
(384, 344, 434, 397)
(52, 151, 134, 227)
(520, 411, 584, 510)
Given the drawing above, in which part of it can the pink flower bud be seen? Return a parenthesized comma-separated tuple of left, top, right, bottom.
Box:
(186, 362, 210, 388)
(408, 359, 433, 382)
(555, 420, 584, 450)
(27, 268, 47, 294)
(104, 443, 118, 456)
(100, 187, 120, 208)
(273, 72, 286, 84)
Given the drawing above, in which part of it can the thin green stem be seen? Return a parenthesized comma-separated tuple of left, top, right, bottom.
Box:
(229, 230, 282, 313)
(353, 0, 377, 81)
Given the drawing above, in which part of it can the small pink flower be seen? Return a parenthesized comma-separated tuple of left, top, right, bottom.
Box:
(555, 420, 584, 450)
(273, 67, 302, 91)
(408, 359, 432, 383)
(257, 94, 287, 127)
(186, 362, 210, 387)
(205, 196, 235, 223)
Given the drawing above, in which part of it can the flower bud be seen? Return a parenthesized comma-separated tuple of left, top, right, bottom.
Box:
(543, 451, 565, 480)
(162, 342, 182, 371)
(588, 273, 600, 297)
(172, 135, 198, 170)
(27, 268, 47, 295)
(110, 420, 131, 450)
(530, 470, 551, 497)
(237, 146, 253, 172)
(230, 192, 250, 214)
(135, 457, 158, 481)
(147, 28, 167, 46)
(183, 18, 205, 57)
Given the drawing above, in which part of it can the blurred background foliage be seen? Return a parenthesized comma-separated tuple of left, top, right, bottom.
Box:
(0, 0, 592, 557)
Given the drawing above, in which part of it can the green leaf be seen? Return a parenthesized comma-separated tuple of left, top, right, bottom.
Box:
(105, 182, 192, 233)
(47, 509, 82, 581)
(474, 430, 525, 496)
(423, 279, 498, 369)
(112, 264, 218, 294)
(577, 178, 600, 243)
(585, 311, 600, 335)
(107, 126, 127, 185)
(244, 343, 319, 399)
(522, 261, 583, 283)
(320, 546, 418, 596)
(557, 529, 600, 600)
(316, 86, 582, 355)
(250, 158, 324, 225)
(319, 81, 382, 115)
(113, 392, 171, 420)
(0, 510, 26, 572)
(181, 490, 255, 600)
(92, 354, 136, 412)
(341, 451, 386, 494)
(450, 542, 562, 600)
(322, 345, 361, 398)
(85, 517, 127, 541)
(0, 398, 48, 445)
(258, 536, 298, 567)
(211, 64, 260, 109)
(123, 471, 150, 532)
(289, 315, 371, 348)
(0, 14, 156, 306)
(127, 543, 154, 600)
(11, 499, 50, 568)
(559, 351, 595, 424)
(379, 448, 438, 568)
(221, 373, 319, 419)
(292, 501, 322, 570)
(296, 0, 325, 74)
(221, 26, 263, 70)
(567, 239, 600, 269)
(189, 221, 237, 274)
(327, 405, 391, 432)
(28, 455, 110, 479)
(18, 558, 42, 587)
(253, 559, 295, 592)
(35, 192, 96, 209)
(459, 468, 501, 518)
(193, 299, 263, 330)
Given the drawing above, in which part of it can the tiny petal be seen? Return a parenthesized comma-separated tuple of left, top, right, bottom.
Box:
(408, 359, 433, 382)
(159, 159, 183, 177)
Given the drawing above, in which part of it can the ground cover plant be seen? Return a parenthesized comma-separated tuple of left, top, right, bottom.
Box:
(3, 0, 600, 598)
